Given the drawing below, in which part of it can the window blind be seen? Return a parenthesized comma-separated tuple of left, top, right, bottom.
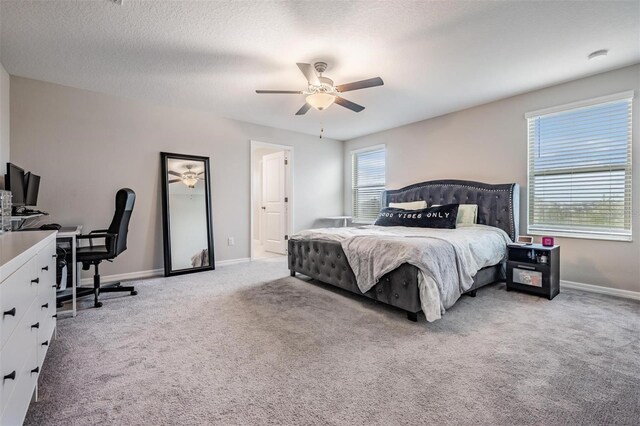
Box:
(352, 147, 386, 222)
(527, 92, 633, 241)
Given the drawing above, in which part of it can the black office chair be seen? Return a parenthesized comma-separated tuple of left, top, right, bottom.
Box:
(75, 188, 137, 308)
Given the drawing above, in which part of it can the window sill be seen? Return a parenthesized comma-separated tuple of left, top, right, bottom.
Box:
(528, 229, 632, 242)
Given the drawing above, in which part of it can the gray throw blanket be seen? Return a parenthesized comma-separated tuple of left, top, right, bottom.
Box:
(292, 225, 511, 322)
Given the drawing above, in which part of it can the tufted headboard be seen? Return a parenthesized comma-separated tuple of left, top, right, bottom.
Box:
(382, 179, 520, 241)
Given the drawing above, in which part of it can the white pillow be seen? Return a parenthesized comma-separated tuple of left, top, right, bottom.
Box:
(456, 204, 478, 226)
(432, 204, 478, 226)
(389, 200, 427, 210)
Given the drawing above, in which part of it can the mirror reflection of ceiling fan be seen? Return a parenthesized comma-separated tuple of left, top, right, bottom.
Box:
(256, 62, 384, 115)
(168, 165, 205, 188)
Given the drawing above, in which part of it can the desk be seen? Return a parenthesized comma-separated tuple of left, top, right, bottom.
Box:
(321, 216, 352, 227)
(56, 226, 82, 317)
(10, 213, 44, 230)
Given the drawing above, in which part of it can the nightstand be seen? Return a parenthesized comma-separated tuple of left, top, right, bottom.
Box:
(506, 243, 560, 300)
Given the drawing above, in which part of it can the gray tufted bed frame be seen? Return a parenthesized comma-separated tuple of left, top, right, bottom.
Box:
(288, 179, 520, 321)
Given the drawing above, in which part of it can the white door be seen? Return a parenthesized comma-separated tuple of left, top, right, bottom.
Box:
(262, 151, 287, 254)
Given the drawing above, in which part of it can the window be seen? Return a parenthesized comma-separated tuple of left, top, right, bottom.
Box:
(526, 91, 633, 241)
(352, 145, 386, 223)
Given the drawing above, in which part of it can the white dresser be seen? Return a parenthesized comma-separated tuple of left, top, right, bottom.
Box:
(0, 231, 57, 425)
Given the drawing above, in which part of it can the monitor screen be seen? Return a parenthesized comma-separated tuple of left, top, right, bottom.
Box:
(5, 163, 25, 206)
(25, 172, 40, 207)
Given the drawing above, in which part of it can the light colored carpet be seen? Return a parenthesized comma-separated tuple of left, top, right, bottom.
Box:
(26, 258, 640, 425)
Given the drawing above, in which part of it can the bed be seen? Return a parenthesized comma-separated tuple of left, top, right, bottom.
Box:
(288, 179, 520, 322)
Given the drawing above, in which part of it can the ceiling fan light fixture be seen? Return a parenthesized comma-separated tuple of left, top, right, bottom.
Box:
(182, 172, 199, 188)
(306, 92, 335, 110)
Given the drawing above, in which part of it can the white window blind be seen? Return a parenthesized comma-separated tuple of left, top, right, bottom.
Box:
(352, 146, 386, 222)
(526, 91, 633, 241)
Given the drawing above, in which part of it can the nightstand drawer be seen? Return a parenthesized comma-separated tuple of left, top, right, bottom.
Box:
(511, 266, 543, 287)
(506, 259, 559, 299)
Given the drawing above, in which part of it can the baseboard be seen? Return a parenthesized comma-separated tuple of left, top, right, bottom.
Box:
(561, 280, 640, 301)
(216, 258, 251, 266)
(80, 268, 163, 285)
(78, 258, 252, 285)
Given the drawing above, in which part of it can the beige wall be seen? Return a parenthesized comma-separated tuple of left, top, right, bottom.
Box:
(345, 64, 640, 293)
(0, 3, 9, 177)
(10, 76, 343, 276)
(0, 63, 9, 176)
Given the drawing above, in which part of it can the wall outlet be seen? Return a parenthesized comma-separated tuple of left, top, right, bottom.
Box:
(228, 237, 234, 246)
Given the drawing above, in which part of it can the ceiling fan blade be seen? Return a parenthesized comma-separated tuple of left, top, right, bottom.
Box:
(256, 90, 303, 94)
(334, 96, 365, 112)
(168, 179, 181, 184)
(296, 63, 320, 86)
(168, 170, 182, 177)
(336, 77, 384, 93)
(295, 103, 312, 116)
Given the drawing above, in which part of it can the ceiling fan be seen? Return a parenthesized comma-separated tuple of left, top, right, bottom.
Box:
(168, 165, 205, 188)
(256, 62, 384, 115)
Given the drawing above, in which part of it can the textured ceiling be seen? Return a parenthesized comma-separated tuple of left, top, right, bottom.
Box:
(1, 1, 638, 141)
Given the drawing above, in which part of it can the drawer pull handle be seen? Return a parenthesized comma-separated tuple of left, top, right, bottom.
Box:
(41, 340, 49, 347)
(3, 308, 16, 317)
(51, 285, 57, 288)
(31, 322, 40, 329)
(516, 265, 536, 271)
(30, 367, 39, 374)
(3, 371, 16, 381)
(42, 266, 49, 271)
(31, 278, 40, 284)
(52, 314, 57, 319)
(41, 303, 49, 309)
(52, 254, 57, 258)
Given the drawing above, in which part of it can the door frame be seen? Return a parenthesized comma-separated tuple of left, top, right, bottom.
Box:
(250, 140, 294, 261)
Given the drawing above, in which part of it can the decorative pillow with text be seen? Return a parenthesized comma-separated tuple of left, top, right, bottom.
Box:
(374, 204, 459, 229)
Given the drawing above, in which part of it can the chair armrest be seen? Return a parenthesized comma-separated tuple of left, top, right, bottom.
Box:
(77, 233, 115, 239)
(77, 233, 117, 253)
(89, 229, 108, 234)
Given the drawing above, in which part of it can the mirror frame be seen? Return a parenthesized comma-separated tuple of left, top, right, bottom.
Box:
(160, 152, 215, 276)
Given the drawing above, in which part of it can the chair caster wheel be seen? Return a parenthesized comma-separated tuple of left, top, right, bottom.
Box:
(95, 302, 103, 308)
(131, 290, 138, 296)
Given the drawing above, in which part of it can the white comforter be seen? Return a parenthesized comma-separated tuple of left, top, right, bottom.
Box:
(292, 225, 511, 322)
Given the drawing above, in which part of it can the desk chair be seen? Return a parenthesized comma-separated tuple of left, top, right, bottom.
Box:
(75, 188, 137, 308)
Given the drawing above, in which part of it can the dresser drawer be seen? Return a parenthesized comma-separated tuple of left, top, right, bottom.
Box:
(0, 344, 37, 426)
(38, 302, 56, 368)
(0, 299, 39, 416)
(38, 296, 56, 364)
(0, 259, 38, 349)
(37, 242, 57, 297)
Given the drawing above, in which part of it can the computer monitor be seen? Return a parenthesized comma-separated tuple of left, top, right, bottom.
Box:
(24, 172, 40, 207)
(5, 163, 26, 207)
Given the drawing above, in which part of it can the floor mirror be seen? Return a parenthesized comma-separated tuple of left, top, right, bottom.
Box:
(161, 152, 215, 276)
